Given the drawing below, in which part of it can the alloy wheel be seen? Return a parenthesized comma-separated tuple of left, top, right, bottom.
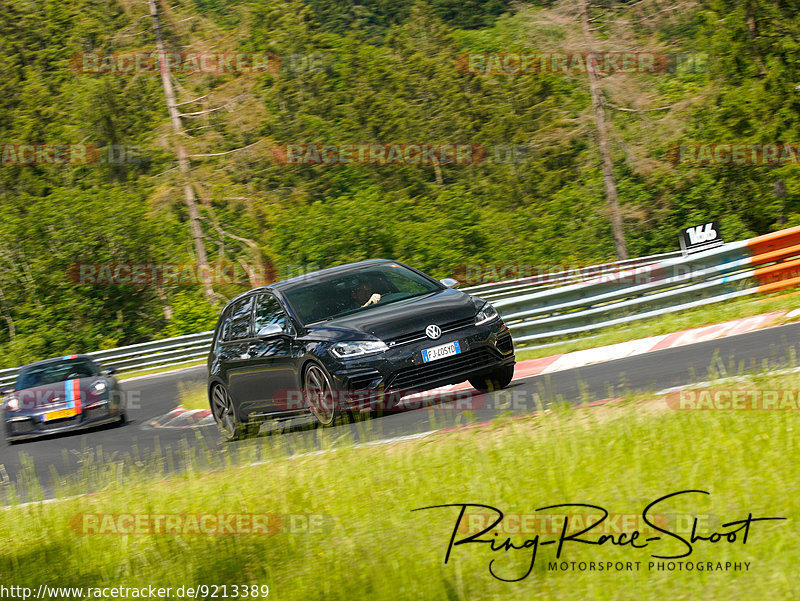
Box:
(212, 385, 237, 439)
(304, 364, 336, 426)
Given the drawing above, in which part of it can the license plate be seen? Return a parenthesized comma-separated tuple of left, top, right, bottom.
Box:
(422, 341, 461, 363)
(41, 407, 77, 422)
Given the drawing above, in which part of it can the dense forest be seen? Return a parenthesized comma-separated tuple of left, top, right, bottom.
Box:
(0, 0, 798, 365)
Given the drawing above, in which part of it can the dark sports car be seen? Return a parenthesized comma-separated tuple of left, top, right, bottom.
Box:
(207, 259, 515, 440)
(2, 355, 126, 443)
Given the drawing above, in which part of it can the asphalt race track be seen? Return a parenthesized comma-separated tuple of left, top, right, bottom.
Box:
(3, 320, 800, 501)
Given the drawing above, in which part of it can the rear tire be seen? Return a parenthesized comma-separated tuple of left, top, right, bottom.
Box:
(211, 384, 249, 441)
(469, 364, 515, 393)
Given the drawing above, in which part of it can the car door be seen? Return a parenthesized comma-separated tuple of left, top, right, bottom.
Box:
(240, 293, 299, 415)
(217, 296, 255, 412)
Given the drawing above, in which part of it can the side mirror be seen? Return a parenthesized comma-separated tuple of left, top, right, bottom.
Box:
(257, 323, 284, 338)
(440, 278, 459, 288)
(0, 389, 8, 397)
(103, 367, 118, 376)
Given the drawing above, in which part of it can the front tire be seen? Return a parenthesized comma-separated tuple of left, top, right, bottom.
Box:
(469, 363, 515, 393)
(304, 363, 337, 427)
(211, 384, 249, 441)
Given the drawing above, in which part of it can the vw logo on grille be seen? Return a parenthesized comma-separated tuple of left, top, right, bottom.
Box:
(425, 324, 442, 340)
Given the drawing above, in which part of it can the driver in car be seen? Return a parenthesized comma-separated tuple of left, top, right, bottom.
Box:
(352, 280, 381, 307)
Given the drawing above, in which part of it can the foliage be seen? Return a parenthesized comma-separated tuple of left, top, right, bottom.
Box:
(1, 0, 799, 364)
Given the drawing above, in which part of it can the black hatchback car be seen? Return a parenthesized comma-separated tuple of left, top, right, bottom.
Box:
(207, 259, 515, 440)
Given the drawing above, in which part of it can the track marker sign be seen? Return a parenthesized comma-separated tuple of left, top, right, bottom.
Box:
(680, 221, 723, 255)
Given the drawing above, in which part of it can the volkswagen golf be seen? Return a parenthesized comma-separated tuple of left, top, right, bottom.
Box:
(207, 259, 515, 440)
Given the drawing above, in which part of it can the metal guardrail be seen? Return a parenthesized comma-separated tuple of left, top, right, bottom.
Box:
(461, 250, 683, 301)
(494, 226, 800, 349)
(2, 226, 799, 386)
(0, 252, 677, 388)
(0, 331, 213, 389)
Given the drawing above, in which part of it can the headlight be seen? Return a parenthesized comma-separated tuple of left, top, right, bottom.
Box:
(5, 394, 19, 411)
(475, 303, 499, 325)
(330, 340, 388, 359)
(90, 380, 107, 395)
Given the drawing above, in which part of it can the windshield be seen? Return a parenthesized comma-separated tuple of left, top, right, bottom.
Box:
(15, 358, 100, 390)
(282, 263, 442, 325)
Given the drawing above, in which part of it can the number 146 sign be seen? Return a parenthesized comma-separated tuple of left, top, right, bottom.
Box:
(679, 221, 724, 255)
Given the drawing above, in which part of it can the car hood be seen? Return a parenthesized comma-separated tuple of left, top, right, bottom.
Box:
(10, 377, 103, 412)
(304, 288, 480, 342)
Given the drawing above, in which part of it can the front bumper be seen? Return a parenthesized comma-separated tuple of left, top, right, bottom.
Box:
(4, 402, 122, 442)
(326, 319, 514, 410)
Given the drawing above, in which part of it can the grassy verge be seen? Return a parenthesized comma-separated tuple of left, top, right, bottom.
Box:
(176, 381, 210, 411)
(2, 370, 798, 600)
(515, 288, 800, 360)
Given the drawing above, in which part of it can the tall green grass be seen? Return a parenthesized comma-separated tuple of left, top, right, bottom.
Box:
(2, 371, 798, 600)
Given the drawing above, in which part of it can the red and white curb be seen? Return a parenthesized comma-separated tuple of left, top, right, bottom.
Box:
(147, 407, 213, 429)
(148, 310, 785, 429)
(511, 311, 785, 379)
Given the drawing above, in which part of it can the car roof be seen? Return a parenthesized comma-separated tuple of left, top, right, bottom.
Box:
(227, 259, 398, 304)
(273, 259, 395, 290)
(20, 354, 97, 370)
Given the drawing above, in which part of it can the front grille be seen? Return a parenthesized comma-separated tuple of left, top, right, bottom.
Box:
(10, 420, 33, 434)
(387, 316, 476, 347)
(84, 405, 109, 421)
(387, 347, 501, 391)
(443, 316, 477, 331)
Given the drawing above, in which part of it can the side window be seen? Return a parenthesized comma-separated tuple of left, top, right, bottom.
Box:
(254, 294, 289, 334)
(221, 297, 254, 341)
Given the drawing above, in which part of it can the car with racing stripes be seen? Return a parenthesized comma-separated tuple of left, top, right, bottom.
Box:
(2, 355, 126, 444)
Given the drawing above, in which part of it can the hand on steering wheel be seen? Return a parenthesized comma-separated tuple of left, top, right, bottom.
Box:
(362, 293, 381, 307)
